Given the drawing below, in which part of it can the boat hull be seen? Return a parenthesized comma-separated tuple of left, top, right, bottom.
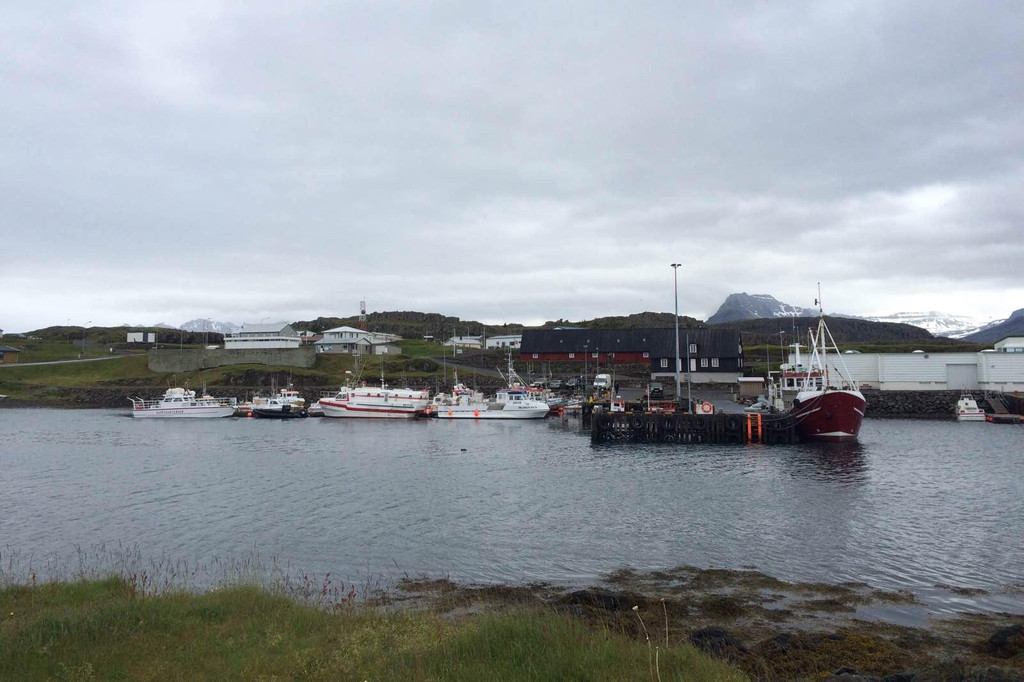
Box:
(957, 412, 986, 422)
(253, 407, 308, 419)
(320, 401, 426, 419)
(790, 389, 865, 441)
(435, 405, 549, 419)
(131, 406, 235, 419)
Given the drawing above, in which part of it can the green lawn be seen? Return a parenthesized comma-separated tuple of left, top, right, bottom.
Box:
(0, 579, 745, 681)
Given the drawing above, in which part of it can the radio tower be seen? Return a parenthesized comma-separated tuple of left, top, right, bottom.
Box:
(359, 300, 367, 331)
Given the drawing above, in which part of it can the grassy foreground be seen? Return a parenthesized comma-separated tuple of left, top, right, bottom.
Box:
(0, 578, 745, 681)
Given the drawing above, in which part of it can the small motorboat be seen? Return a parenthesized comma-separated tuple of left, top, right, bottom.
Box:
(956, 394, 986, 422)
(252, 397, 308, 419)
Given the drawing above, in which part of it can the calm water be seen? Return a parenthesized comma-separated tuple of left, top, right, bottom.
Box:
(1, 408, 1022, 616)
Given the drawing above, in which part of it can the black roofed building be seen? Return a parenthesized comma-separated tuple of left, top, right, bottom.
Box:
(519, 328, 743, 383)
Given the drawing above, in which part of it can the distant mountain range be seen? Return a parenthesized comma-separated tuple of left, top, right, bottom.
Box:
(179, 319, 239, 333)
(707, 293, 1006, 339)
(961, 308, 1024, 343)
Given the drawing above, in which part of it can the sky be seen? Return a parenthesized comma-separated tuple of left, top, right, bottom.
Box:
(2, 1, 1022, 333)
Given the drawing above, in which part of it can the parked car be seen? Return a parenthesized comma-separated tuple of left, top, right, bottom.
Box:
(565, 377, 581, 389)
(593, 373, 612, 390)
(549, 379, 563, 390)
(649, 382, 664, 399)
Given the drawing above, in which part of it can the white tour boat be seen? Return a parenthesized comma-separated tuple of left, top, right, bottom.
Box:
(129, 388, 236, 419)
(319, 380, 430, 419)
(956, 394, 986, 422)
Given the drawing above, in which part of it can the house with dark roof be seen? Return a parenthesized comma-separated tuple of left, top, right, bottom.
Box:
(518, 328, 743, 383)
(0, 345, 22, 364)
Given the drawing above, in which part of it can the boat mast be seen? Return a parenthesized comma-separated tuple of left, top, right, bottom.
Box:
(817, 282, 830, 389)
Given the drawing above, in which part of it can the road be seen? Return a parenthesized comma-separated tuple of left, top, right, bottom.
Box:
(0, 355, 130, 368)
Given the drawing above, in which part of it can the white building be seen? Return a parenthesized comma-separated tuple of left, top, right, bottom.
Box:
(315, 326, 402, 354)
(994, 336, 1024, 353)
(224, 323, 301, 350)
(786, 341, 1024, 391)
(126, 332, 155, 343)
(444, 335, 483, 349)
(485, 334, 522, 349)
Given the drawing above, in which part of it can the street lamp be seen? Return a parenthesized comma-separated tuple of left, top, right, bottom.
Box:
(670, 264, 681, 405)
(81, 321, 91, 357)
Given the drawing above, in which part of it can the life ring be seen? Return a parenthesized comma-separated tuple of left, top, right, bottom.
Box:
(473, 409, 480, 417)
(447, 409, 453, 416)
(701, 402, 713, 414)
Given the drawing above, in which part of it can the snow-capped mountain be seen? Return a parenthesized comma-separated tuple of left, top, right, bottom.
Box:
(961, 308, 1023, 343)
(179, 319, 239, 333)
(857, 312, 999, 339)
(707, 293, 816, 324)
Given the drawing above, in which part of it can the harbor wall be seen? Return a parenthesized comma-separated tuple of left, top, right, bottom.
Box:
(148, 347, 317, 373)
(862, 389, 985, 420)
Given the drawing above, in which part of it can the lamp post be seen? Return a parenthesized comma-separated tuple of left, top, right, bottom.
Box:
(81, 321, 91, 357)
(671, 264, 681, 405)
(583, 343, 588, 393)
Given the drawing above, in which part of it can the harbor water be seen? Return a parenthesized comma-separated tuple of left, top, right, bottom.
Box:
(1, 408, 1021, 617)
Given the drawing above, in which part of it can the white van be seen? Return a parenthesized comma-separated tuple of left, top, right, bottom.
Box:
(593, 373, 612, 390)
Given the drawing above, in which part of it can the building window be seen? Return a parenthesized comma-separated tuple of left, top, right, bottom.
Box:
(532, 353, 538, 359)
(568, 353, 575, 359)
(660, 358, 668, 368)
(592, 352, 598, 358)
(711, 358, 719, 368)
(738, 358, 743, 368)
(642, 352, 650, 358)
(700, 358, 709, 368)
(689, 343, 697, 354)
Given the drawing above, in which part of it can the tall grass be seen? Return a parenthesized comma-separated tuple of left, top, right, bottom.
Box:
(0, 579, 746, 681)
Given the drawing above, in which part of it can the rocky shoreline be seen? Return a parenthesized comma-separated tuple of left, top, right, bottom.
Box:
(393, 567, 1024, 681)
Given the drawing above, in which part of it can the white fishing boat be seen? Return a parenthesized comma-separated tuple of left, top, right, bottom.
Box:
(433, 361, 549, 420)
(128, 388, 235, 419)
(956, 394, 986, 422)
(319, 379, 430, 419)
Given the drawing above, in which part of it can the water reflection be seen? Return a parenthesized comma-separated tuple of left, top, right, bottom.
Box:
(781, 441, 868, 485)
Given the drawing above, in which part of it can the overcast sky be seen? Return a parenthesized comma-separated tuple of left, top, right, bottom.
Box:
(2, 1, 1021, 332)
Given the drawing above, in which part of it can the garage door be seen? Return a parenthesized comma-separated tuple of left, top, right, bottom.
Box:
(946, 364, 978, 390)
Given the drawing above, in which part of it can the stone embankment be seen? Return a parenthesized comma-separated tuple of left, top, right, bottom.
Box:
(862, 389, 1011, 420)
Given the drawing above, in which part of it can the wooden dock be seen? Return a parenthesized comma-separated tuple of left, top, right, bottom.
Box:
(589, 408, 800, 444)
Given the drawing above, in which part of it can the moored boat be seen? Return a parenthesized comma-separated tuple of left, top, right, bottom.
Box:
(956, 394, 986, 422)
(433, 361, 549, 420)
(782, 294, 867, 442)
(129, 388, 236, 419)
(253, 397, 308, 419)
(320, 380, 430, 419)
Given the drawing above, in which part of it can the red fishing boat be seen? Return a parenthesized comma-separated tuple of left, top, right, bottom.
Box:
(786, 297, 867, 442)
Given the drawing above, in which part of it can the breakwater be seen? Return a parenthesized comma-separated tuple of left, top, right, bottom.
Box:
(862, 389, 1003, 420)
